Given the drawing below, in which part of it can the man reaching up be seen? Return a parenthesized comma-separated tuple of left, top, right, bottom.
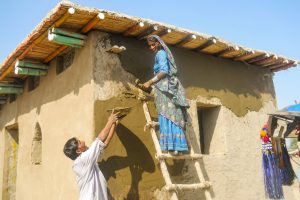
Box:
(63, 112, 119, 200)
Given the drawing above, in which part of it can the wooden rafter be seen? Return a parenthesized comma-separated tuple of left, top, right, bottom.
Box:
(212, 46, 239, 57)
(137, 25, 159, 39)
(261, 58, 283, 67)
(271, 61, 298, 72)
(0, 7, 75, 81)
(245, 53, 270, 64)
(43, 45, 68, 63)
(156, 28, 172, 37)
(44, 12, 105, 63)
(193, 38, 217, 52)
(80, 13, 105, 33)
(175, 34, 196, 47)
(269, 60, 290, 70)
(123, 22, 144, 36)
(254, 55, 278, 65)
(20, 7, 75, 60)
(233, 50, 255, 61)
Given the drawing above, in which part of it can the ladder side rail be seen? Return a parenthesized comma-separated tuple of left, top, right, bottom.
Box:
(142, 101, 179, 200)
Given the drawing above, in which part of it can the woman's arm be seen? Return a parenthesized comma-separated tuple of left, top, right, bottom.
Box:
(143, 50, 169, 89)
(143, 72, 166, 88)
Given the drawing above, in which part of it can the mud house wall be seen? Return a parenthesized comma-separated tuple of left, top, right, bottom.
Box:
(92, 31, 298, 200)
(0, 32, 95, 200)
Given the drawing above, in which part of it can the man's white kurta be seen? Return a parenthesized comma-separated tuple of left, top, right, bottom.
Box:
(73, 138, 107, 200)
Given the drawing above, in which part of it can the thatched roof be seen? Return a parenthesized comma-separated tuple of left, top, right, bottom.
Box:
(0, 1, 298, 82)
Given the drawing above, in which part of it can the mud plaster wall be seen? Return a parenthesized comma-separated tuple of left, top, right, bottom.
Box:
(92, 31, 166, 199)
(92, 31, 299, 200)
(110, 34, 276, 117)
(0, 32, 95, 200)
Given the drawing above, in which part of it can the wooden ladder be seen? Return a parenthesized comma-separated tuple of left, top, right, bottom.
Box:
(141, 97, 212, 200)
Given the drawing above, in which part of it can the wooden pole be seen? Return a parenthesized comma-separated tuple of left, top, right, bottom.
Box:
(233, 50, 255, 61)
(157, 28, 172, 37)
(15, 60, 49, 70)
(137, 25, 159, 39)
(44, 11, 104, 64)
(48, 33, 85, 47)
(193, 38, 217, 52)
(123, 22, 145, 36)
(269, 60, 291, 70)
(14, 67, 47, 76)
(175, 34, 197, 47)
(142, 100, 178, 200)
(81, 13, 105, 33)
(43, 46, 68, 63)
(0, 83, 23, 88)
(19, 7, 75, 60)
(261, 59, 283, 67)
(0, 7, 75, 81)
(246, 53, 270, 64)
(271, 61, 298, 72)
(254, 55, 278, 65)
(0, 87, 23, 94)
(0, 66, 14, 81)
(51, 28, 87, 40)
(213, 46, 239, 57)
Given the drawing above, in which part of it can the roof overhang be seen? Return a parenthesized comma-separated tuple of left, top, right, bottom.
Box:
(0, 1, 299, 82)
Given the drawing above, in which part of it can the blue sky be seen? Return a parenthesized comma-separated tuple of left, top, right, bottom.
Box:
(0, 0, 299, 109)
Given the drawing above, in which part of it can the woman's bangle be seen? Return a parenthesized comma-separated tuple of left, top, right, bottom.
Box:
(151, 76, 159, 83)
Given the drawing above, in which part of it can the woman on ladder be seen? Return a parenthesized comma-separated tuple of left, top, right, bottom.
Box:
(142, 35, 189, 154)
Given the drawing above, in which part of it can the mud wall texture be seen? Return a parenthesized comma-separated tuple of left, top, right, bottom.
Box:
(0, 32, 95, 200)
(92, 31, 298, 200)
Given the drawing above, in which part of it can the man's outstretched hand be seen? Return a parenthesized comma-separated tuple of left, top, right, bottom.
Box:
(108, 111, 120, 124)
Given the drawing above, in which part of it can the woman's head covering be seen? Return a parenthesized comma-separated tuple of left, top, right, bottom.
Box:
(148, 35, 177, 73)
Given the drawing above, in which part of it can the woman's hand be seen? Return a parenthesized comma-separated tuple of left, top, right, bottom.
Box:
(143, 80, 153, 89)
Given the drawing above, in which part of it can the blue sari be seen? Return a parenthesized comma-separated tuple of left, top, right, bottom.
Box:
(151, 38, 189, 152)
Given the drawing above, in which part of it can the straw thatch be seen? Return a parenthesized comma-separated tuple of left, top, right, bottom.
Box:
(0, 1, 298, 82)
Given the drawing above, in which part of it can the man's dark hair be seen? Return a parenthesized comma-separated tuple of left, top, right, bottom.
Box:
(63, 137, 79, 160)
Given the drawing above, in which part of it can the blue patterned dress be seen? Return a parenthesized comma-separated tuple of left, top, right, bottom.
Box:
(153, 49, 189, 152)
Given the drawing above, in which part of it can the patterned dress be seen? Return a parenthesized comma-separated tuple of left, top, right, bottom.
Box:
(153, 49, 189, 152)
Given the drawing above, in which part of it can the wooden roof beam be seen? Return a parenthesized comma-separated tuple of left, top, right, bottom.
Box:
(261, 58, 284, 67)
(0, 7, 76, 81)
(193, 38, 217, 52)
(254, 55, 278, 66)
(157, 28, 172, 37)
(44, 12, 105, 63)
(245, 53, 270, 64)
(175, 34, 197, 47)
(212, 46, 239, 57)
(271, 61, 298, 72)
(269, 59, 290, 69)
(19, 7, 75, 60)
(123, 22, 145, 36)
(137, 25, 159, 40)
(80, 13, 105, 33)
(43, 46, 68, 63)
(233, 50, 255, 61)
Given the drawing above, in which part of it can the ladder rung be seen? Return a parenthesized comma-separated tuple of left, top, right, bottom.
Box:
(145, 121, 159, 129)
(157, 153, 203, 160)
(165, 182, 211, 191)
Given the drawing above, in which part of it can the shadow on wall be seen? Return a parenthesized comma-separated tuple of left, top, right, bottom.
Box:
(98, 124, 155, 200)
